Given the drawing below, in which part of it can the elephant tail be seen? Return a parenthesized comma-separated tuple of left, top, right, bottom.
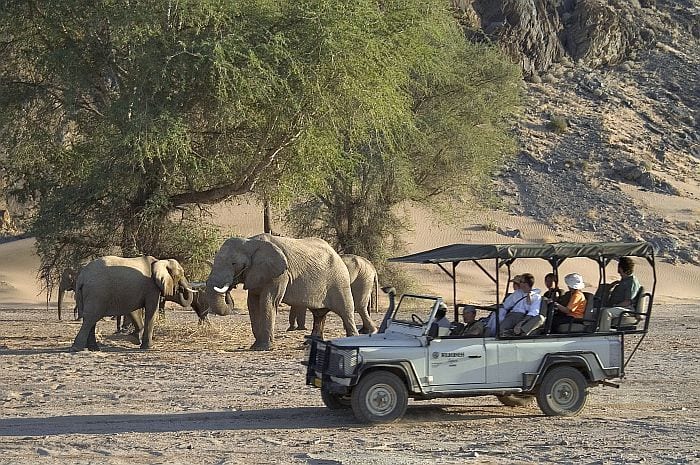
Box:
(372, 273, 379, 313)
(75, 282, 84, 320)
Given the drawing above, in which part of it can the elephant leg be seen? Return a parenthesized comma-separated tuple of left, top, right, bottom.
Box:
(250, 293, 276, 351)
(356, 298, 378, 334)
(128, 310, 144, 344)
(87, 324, 100, 351)
(140, 305, 157, 350)
(115, 315, 123, 333)
(248, 292, 263, 346)
(288, 306, 306, 331)
(287, 306, 297, 331)
(295, 307, 307, 330)
(71, 316, 99, 352)
(310, 309, 329, 340)
(339, 309, 359, 337)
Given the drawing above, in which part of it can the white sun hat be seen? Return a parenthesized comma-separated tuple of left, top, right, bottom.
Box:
(564, 273, 585, 290)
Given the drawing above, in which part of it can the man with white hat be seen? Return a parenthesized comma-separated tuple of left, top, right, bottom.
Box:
(549, 272, 587, 331)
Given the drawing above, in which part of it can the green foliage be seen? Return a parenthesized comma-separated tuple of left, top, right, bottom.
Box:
(286, 30, 521, 263)
(548, 116, 569, 134)
(1, 0, 507, 282)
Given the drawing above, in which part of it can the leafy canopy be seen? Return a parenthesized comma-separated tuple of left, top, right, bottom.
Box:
(0, 0, 484, 285)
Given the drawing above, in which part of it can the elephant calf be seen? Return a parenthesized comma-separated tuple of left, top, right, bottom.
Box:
(71, 256, 194, 351)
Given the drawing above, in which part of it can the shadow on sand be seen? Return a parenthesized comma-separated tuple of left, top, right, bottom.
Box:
(0, 405, 540, 436)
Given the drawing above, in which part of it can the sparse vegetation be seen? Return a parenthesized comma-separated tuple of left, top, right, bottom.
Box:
(548, 116, 569, 134)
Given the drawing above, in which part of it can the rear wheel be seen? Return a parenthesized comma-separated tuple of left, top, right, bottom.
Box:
(321, 389, 351, 410)
(536, 366, 589, 416)
(496, 394, 535, 407)
(351, 371, 408, 424)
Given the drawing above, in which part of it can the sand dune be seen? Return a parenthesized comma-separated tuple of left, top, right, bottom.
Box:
(0, 202, 698, 308)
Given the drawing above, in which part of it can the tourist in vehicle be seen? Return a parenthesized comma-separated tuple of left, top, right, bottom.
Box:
(549, 273, 587, 331)
(428, 302, 451, 337)
(543, 273, 561, 300)
(460, 305, 490, 336)
(500, 273, 542, 334)
(485, 275, 523, 336)
(485, 274, 541, 336)
(598, 257, 641, 332)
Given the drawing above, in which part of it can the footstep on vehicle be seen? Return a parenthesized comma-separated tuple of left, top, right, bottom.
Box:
(304, 242, 654, 423)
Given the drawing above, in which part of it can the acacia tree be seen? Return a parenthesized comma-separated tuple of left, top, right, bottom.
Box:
(286, 41, 521, 264)
(0, 0, 459, 284)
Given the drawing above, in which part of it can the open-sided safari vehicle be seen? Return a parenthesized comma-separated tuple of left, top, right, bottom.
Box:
(304, 242, 655, 423)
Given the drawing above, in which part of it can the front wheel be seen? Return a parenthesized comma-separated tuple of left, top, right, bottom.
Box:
(536, 366, 589, 416)
(351, 371, 408, 424)
(497, 394, 535, 407)
(321, 389, 351, 410)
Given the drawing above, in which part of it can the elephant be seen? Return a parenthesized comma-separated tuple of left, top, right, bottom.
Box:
(205, 234, 362, 350)
(57, 267, 80, 320)
(288, 254, 379, 334)
(71, 256, 194, 351)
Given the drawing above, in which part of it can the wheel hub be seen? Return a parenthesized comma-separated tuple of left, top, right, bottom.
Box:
(366, 383, 396, 416)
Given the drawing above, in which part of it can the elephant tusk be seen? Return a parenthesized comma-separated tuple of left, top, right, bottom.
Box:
(214, 285, 230, 294)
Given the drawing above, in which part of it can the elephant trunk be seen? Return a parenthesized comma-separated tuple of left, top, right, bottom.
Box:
(205, 287, 234, 316)
(174, 278, 194, 308)
(57, 287, 65, 320)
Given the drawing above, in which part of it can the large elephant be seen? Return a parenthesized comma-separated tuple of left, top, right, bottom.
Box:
(57, 267, 80, 320)
(71, 256, 194, 351)
(288, 254, 379, 334)
(205, 234, 359, 350)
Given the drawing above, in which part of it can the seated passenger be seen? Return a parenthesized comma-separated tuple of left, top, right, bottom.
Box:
(460, 305, 489, 336)
(543, 273, 562, 300)
(485, 275, 523, 336)
(549, 273, 587, 331)
(598, 257, 641, 332)
(428, 302, 451, 337)
(498, 273, 542, 335)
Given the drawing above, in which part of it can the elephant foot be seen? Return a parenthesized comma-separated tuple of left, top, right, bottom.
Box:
(286, 325, 296, 332)
(87, 345, 101, 352)
(296, 326, 307, 331)
(250, 342, 273, 351)
(69, 345, 85, 353)
(139, 344, 152, 350)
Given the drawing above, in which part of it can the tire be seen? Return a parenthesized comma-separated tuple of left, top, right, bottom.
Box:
(536, 366, 589, 416)
(321, 389, 351, 410)
(351, 371, 408, 424)
(497, 394, 535, 407)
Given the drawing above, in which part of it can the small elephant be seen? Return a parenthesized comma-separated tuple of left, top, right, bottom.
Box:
(206, 234, 359, 350)
(57, 266, 80, 320)
(288, 254, 379, 334)
(71, 256, 194, 351)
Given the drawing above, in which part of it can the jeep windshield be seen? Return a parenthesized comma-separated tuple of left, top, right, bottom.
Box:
(388, 294, 439, 330)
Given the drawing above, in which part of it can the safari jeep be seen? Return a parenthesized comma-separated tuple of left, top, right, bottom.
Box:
(304, 242, 654, 423)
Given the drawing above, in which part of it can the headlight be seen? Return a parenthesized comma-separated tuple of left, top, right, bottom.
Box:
(328, 348, 359, 377)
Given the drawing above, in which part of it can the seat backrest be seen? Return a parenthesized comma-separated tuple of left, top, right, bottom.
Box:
(538, 298, 550, 316)
(594, 283, 615, 308)
(581, 292, 598, 331)
(437, 326, 450, 337)
(634, 286, 648, 321)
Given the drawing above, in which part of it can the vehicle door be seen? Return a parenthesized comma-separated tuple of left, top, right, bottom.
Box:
(427, 337, 486, 389)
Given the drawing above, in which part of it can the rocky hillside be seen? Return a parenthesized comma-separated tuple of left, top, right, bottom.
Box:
(458, 0, 700, 263)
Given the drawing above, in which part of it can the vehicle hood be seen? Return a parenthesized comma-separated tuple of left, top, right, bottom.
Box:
(330, 333, 424, 348)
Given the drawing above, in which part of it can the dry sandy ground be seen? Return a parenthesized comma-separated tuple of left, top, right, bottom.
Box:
(0, 303, 698, 465)
(1, 202, 699, 464)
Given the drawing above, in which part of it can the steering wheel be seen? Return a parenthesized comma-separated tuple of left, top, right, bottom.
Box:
(411, 313, 425, 325)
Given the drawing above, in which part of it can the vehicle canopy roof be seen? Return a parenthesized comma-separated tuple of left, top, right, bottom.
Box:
(389, 241, 654, 264)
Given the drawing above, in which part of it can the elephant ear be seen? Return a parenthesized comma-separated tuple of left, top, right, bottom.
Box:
(152, 260, 176, 297)
(244, 240, 288, 290)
